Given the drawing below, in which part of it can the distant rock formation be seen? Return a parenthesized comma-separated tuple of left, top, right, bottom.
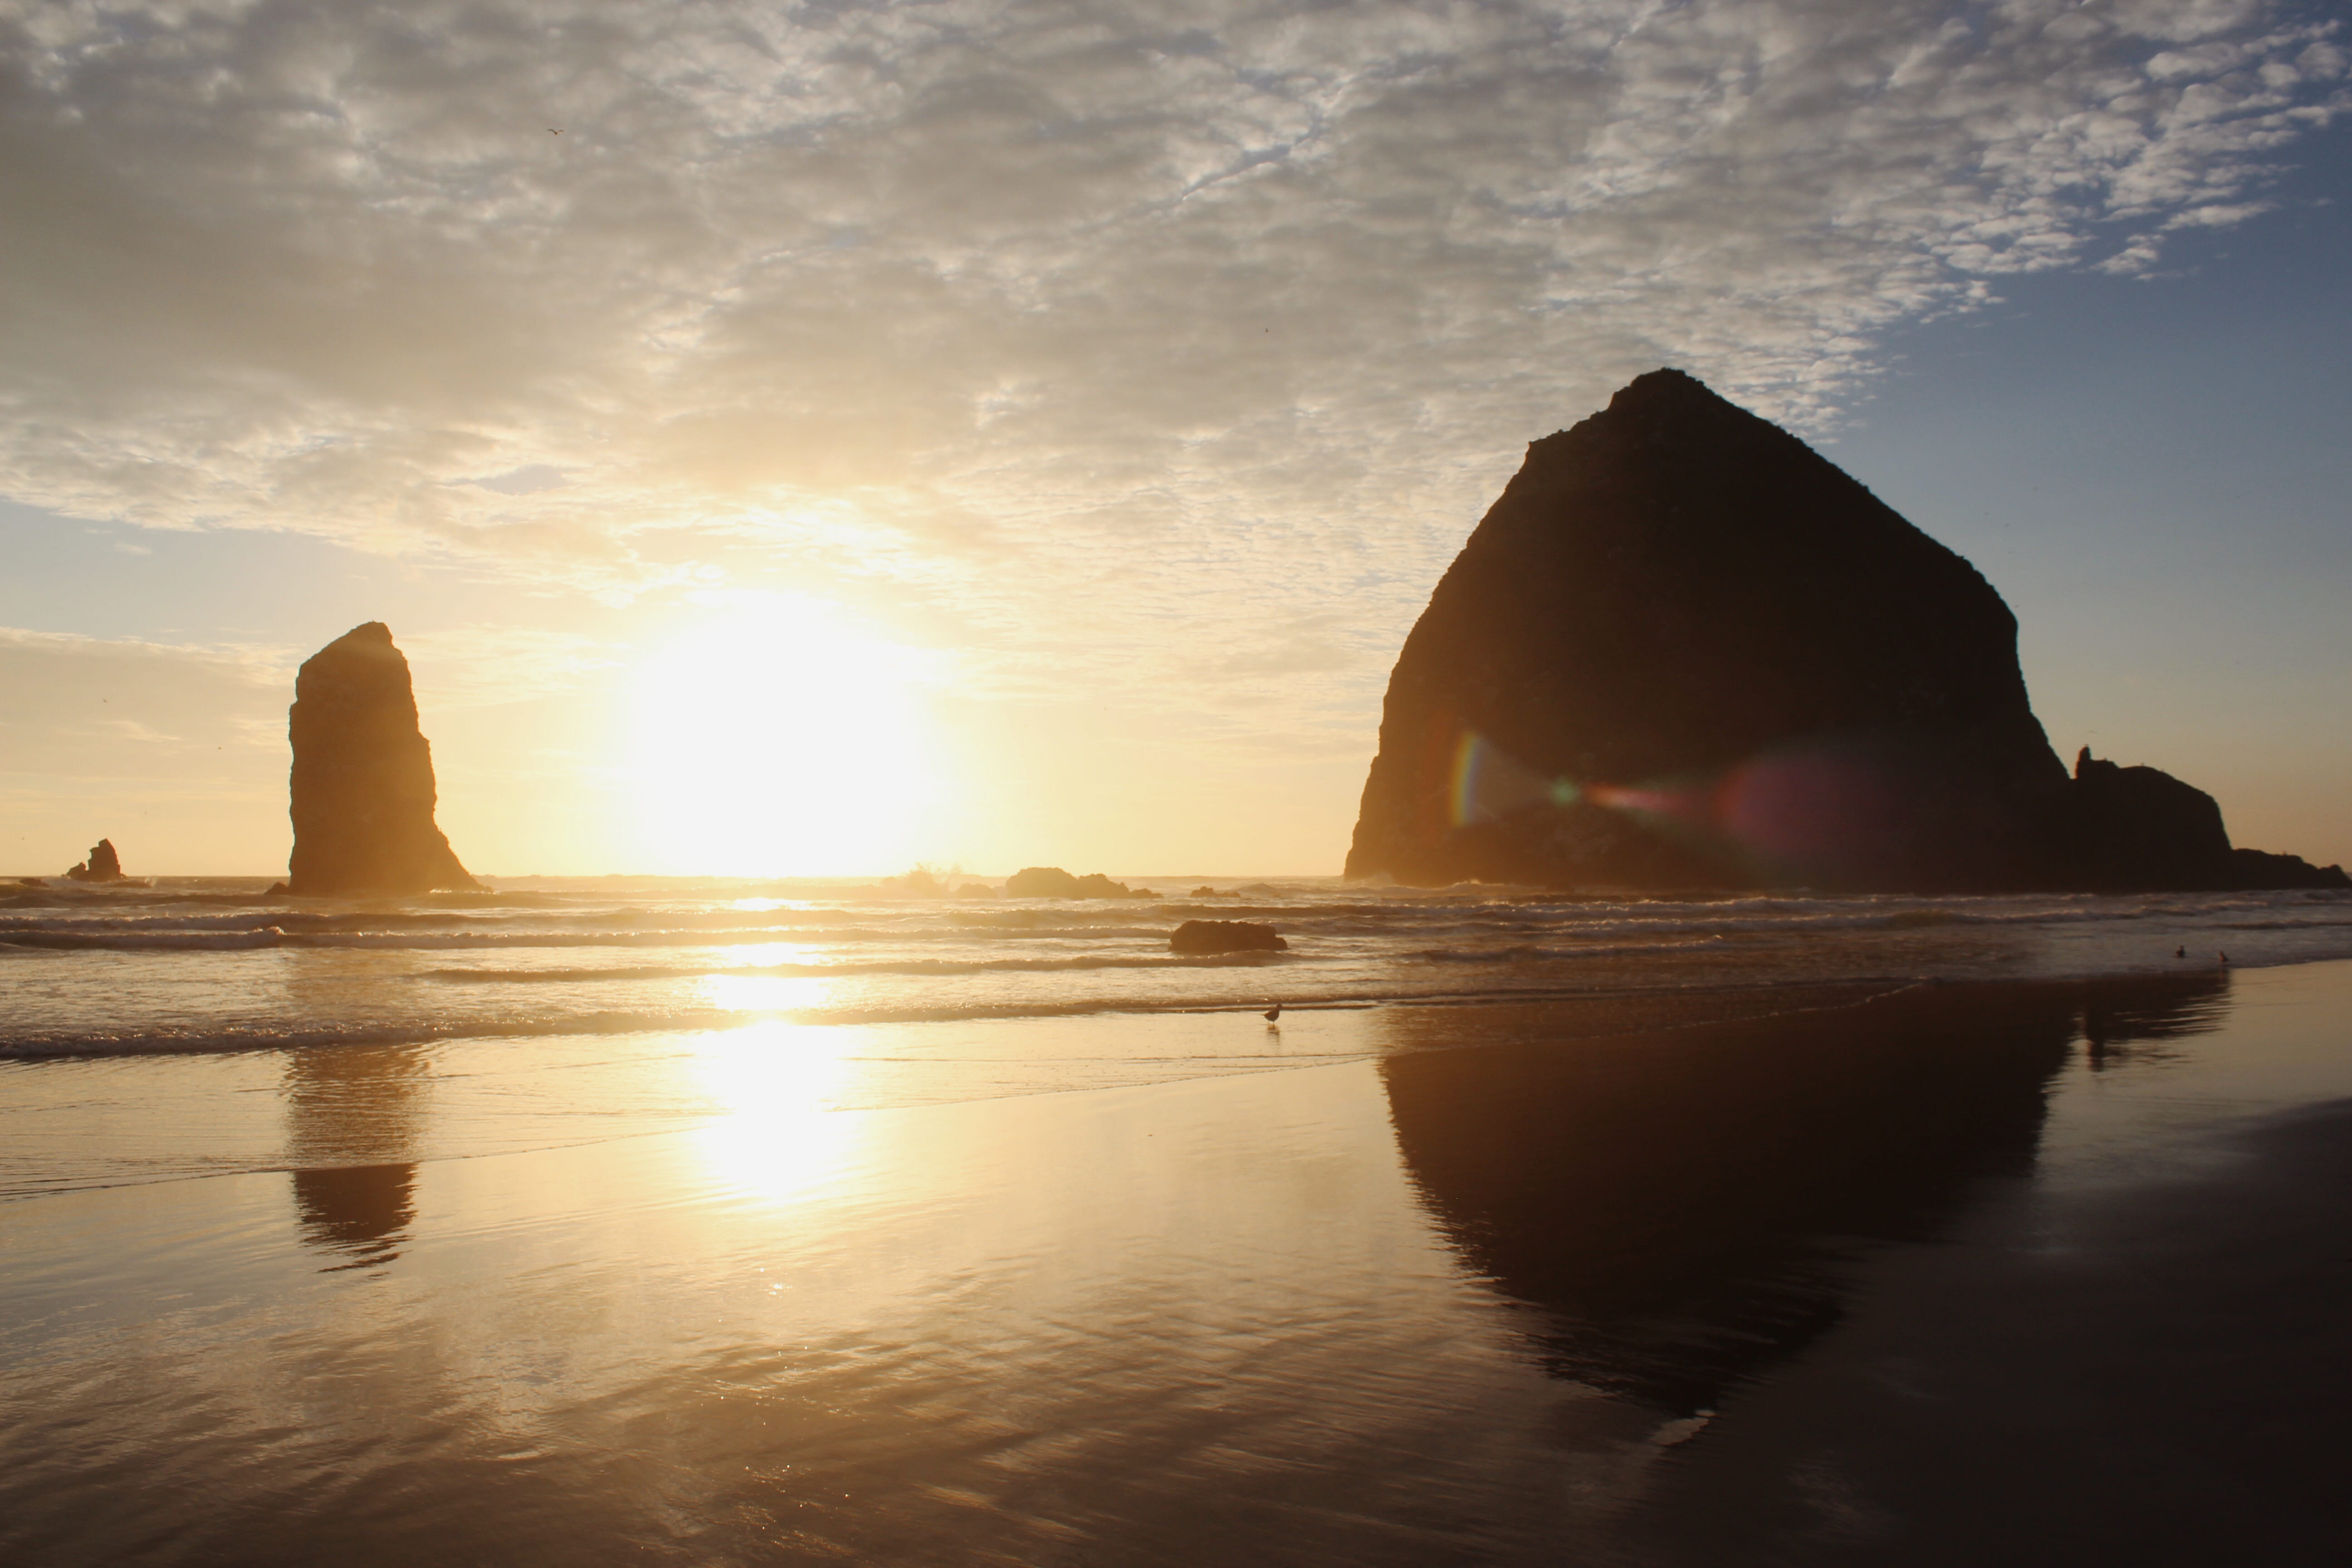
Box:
(63, 838, 127, 882)
(281, 622, 480, 896)
(1169, 919, 1287, 954)
(1005, 867, 1155, 899)
(853, 867, 948, 898)
(2073, 749, 2347, 890)
(1347, 370, 2347, 893)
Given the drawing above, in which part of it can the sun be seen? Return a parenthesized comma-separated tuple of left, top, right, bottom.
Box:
(628, 594, 938, 876)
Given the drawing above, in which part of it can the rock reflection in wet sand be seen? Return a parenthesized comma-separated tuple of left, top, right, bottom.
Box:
(284, 1041, 427, 1269)
(1379, 974, 2227, 1416)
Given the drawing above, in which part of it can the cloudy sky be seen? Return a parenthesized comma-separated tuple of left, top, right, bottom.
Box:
(2, 0, 2346, 877)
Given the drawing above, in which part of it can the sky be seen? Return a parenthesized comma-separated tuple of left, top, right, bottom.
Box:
(1, 0, 2346, 878)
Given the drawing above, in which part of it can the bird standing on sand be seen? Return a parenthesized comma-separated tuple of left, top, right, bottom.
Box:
(1264, 1002, 1282, 1023)
(2175, 946, 2186, 959)
(2219, 951, 2230, 965)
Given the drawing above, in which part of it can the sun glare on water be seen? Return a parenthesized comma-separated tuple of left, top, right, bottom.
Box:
(630, 596, 938, 876)
(691, 1020, 865, 1203)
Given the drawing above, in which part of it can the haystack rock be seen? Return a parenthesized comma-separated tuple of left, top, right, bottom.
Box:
(1347, 370, 2347, 893)
(282, 622, 480, 896)
(64, 838, 127, 882)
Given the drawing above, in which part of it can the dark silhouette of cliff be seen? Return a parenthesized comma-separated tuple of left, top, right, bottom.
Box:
(1379, 974, 2229, 1413)
(2073, 748, 2345, 890)
(1347, 371, 2347, 892)
(282, 622, 479, 896)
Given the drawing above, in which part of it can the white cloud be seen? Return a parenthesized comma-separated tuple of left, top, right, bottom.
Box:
(0, 0, 2341, 751)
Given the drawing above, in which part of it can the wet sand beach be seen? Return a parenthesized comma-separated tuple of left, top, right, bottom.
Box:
(3, 962, 2349, 1564)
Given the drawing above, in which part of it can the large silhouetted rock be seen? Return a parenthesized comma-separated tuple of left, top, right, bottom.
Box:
(63, 838, 127, 882)
(1347, 370, 2345, 892)
(283, 623, 479, 896)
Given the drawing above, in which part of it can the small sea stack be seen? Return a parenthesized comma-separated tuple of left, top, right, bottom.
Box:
(281, 622, 480, 897)
(63, 838, 128, 882)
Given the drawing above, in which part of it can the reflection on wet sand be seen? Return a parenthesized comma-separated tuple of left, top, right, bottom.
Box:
(291, 1164, 416, 1264)
(1380, 974, 2230, 1414)
(282, 1042, 428, 1268)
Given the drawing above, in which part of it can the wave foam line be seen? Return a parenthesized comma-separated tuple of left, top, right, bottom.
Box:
(0, 973, 1924, 1060)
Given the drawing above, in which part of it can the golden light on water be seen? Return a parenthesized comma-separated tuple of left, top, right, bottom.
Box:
(701, 940, 829, 1015)
(690, 1019, 864, 1203)
(629, 595, 939, 876)
(701, 970, 831, 1015)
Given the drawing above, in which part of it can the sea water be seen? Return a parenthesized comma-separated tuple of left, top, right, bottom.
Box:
(3, 877, 2349, 1198)
(5, 880, 2352, 1563)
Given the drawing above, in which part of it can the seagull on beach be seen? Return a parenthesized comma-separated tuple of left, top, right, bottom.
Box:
(2219, 951, 2230, 965)
(1264, 1002, 1282, 1023)
(2175, 946, 2186, 959)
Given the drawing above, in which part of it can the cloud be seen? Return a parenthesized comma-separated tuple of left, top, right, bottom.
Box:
(0, 627, 286, 750)
(0, 0, 2341, 725)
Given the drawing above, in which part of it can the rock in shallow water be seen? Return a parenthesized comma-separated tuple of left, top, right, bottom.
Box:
(1169, 920, 1287, 955)
(282, 622, 479, 897)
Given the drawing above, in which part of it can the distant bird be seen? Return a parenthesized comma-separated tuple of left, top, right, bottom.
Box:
(2219, 951, 2230, 965)
(549, 127, 561, 135)
(2175, 946, 2186, 959)
(1264, 1002, 1282, 1023)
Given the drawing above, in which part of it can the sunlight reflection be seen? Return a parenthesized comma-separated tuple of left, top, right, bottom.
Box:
(690, 1020, 864, 1203)
(702, 972, 831, 1014)
(722, 941, 820, 969)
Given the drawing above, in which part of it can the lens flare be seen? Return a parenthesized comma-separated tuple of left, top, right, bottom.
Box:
(1434, 722, 1901, 883)
(1449, 731, 1576, 827)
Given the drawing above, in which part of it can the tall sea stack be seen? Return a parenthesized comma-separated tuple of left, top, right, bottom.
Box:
(284, 622, 479, 896)
(1347, 370, 2346, 892)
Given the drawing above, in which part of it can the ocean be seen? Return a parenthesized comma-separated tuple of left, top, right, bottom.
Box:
(5, 875, 2349, 1199)
(5, 877, 2352, 1563)
(9, 876, 2351, 1054)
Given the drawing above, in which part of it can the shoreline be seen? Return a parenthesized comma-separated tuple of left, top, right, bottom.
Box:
(0, 958, 2319, 1202)
(0, 948, 2295, 1065)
